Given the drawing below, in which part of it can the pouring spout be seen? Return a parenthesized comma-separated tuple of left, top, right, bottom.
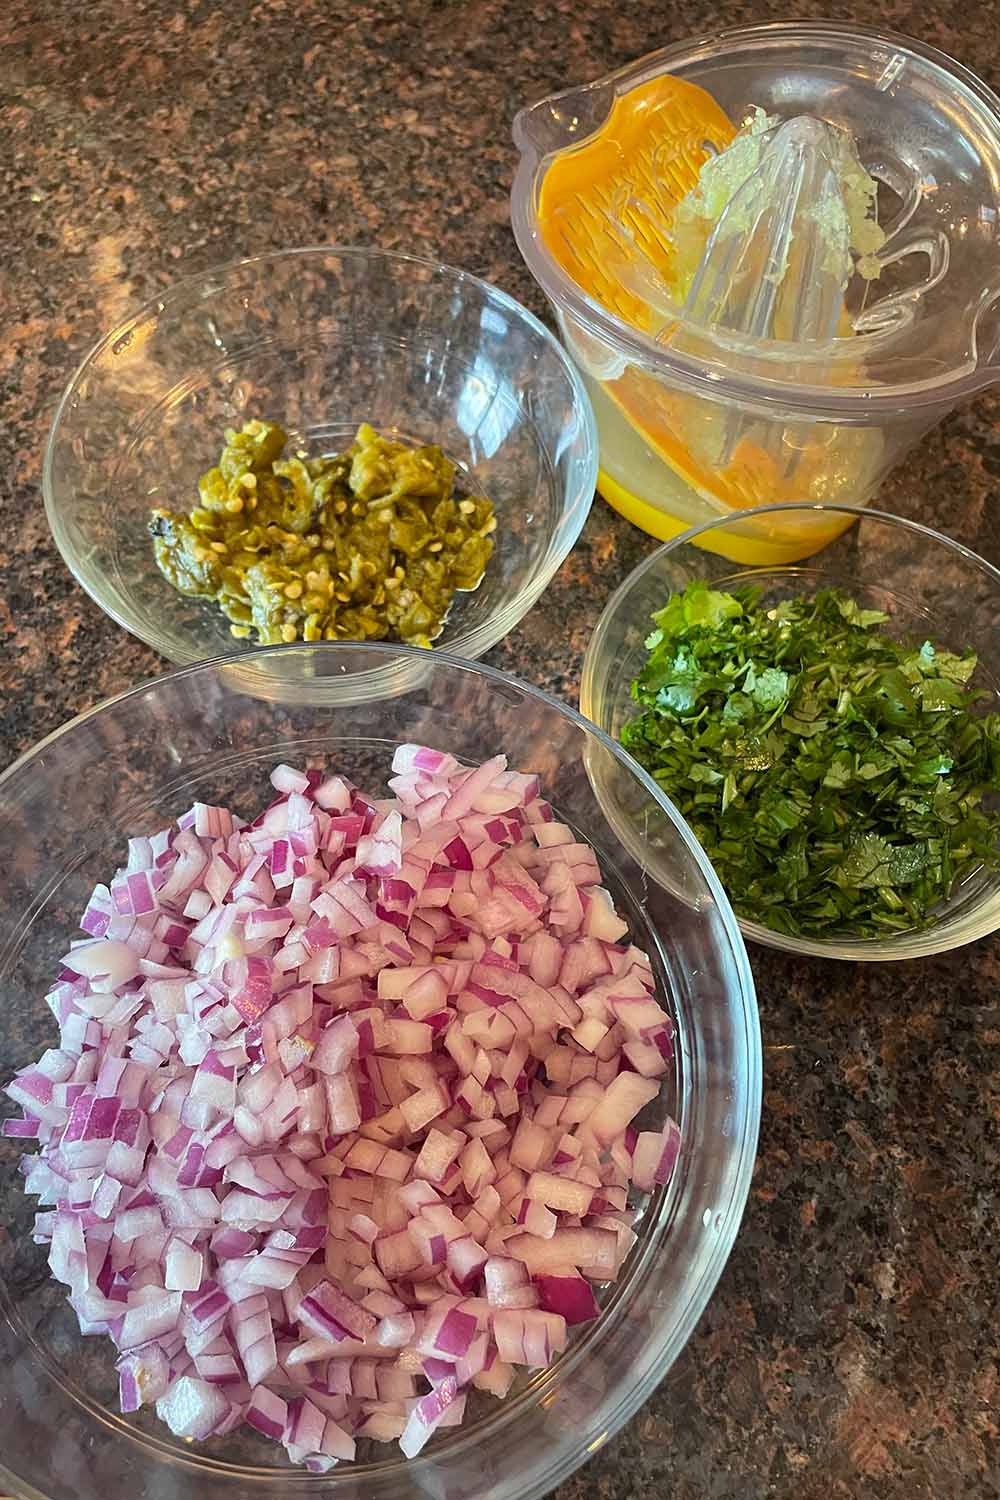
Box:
(512, 80, 616, 161)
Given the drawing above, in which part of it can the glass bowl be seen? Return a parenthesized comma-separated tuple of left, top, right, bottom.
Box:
(0, 643, 759, 1500)
(43, 247, 597, 665)
(582, 503, 1000, 961)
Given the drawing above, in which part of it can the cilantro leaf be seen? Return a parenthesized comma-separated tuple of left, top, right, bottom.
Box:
(836, 597, 890, 628)
(650, 582, 744, 636)
(750, 666, 790, 711)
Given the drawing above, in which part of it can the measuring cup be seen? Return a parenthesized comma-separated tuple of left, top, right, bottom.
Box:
(511, 23, 1000, 563)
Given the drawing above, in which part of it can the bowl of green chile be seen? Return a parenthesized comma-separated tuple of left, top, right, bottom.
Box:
(44, 246, 597, 667)
(582, 504, 1000, 960)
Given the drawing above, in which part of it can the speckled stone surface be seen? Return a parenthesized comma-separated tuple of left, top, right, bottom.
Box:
(1, 1, 999, 1495)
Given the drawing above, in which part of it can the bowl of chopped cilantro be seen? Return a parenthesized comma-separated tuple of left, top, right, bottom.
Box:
(45, 247, 597, 674)
(582, 504, 1000, 959)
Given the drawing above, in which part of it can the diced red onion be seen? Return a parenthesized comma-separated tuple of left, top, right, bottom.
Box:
(117, 1343, 170, 1410)
(6, 750, 679, 1468)
(156, 1374, 231, 1439)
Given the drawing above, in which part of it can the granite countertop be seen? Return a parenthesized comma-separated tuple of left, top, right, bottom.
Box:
(2, 0, 999, 1495)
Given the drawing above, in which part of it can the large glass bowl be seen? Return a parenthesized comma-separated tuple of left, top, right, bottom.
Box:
(43, 247, 597, 664)
(582, 503, 1000, 961)
(0, 644, 759, 1500)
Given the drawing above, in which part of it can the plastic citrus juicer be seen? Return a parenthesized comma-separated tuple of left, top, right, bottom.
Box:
(511, 25, 1000, 562)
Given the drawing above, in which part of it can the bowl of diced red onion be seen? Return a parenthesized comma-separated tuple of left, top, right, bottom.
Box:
(0, 642, 760, 1500)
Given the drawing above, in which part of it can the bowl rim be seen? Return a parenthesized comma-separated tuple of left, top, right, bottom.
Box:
(42, 243, 599, 669)
(581, 500, 1000, 961)
(0, 639, 761, 1500)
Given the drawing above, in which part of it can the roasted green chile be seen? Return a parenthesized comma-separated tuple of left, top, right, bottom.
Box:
(150, 420, 495, 647)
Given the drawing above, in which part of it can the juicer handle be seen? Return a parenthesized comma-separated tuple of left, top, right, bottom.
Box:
(975, 283, 1000, 373)
(512, 79, 616, 162)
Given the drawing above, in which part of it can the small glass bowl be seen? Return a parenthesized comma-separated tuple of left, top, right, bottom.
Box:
(44, 246, 597, 665)
(582, 503, 1000, 961)
(0, 643, 759, 1500)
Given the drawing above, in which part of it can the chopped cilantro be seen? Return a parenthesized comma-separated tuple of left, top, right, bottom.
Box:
(621, 583, 1000, 939)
